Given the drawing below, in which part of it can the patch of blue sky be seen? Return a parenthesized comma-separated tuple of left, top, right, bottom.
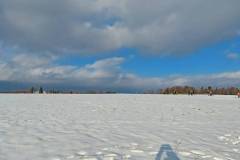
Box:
(56, 37, 240, 77)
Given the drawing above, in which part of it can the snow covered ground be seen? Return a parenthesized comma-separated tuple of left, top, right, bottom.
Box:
(0, 94, 239, 160)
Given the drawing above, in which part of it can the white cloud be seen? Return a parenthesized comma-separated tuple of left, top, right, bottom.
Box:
(227, 52, 239, 60)
(12, 54, 54, 67)
(1, 54, 240, 91)
(0, 0, 240, 55)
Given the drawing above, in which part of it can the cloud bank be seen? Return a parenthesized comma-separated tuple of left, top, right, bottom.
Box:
(1, 55, 240, 92)
(0, 0, 240, 55)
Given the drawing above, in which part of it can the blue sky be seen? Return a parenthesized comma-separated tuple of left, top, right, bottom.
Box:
(57, 37, 240, 77)
(0, 0, 240, 92)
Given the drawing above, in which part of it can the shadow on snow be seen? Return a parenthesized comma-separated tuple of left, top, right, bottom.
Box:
(155, 144, 180, 160)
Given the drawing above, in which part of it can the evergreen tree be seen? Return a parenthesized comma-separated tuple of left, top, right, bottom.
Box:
(30, 87, 34, 93)
(39, 87, 43, 94)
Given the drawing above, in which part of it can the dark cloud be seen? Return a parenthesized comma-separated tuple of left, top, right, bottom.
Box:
(0, 0, 239, 55)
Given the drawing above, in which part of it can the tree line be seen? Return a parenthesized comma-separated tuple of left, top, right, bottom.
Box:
(144, 86, 240, 95)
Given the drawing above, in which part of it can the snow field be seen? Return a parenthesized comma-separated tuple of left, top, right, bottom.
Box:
(0, 94, 239, 160)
